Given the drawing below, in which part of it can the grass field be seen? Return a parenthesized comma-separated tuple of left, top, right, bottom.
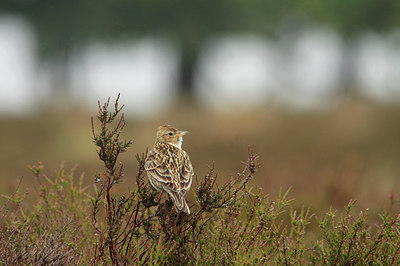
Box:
(1, 97, 400, 263)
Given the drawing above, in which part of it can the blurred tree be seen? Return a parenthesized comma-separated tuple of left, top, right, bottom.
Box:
(1, 0, 399, 96)
(298, 0, 400, 94)
(1, 0, 89, 95)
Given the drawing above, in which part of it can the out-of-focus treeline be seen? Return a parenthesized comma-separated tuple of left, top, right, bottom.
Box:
(0, 0, 400, 109)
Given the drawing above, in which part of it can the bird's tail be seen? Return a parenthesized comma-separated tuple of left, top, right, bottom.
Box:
(167, 190, 190, 214)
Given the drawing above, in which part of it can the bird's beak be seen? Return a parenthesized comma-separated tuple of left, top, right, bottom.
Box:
(179, 131, 188, 136)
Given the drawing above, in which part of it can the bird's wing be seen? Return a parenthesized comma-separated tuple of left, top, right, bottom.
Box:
(145, 149, 174, 186)
(179, 150, 193, 193)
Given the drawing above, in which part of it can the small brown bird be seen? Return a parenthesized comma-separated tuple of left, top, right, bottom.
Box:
(145, 125, 194, 214)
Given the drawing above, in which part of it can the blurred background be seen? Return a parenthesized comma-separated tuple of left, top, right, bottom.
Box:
(0, 1, 399, 215)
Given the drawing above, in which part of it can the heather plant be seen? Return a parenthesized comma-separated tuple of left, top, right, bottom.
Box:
(311, 200, 400, 264)
(90, 95, 265, 264)
(1, 95, 400, 265)
(0, 163, 91, 264)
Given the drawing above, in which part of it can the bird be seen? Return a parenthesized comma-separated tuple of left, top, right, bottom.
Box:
(145, 125, 194, 214)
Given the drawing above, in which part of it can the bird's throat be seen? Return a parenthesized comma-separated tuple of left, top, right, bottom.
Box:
(170, 137, 182, 150)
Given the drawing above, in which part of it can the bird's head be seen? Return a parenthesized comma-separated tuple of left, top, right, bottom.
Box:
(156, 125, 188, 149)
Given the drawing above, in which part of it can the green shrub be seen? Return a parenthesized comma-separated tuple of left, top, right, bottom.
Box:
(0, 163, 92, 264)
(311, 200, 400, 264)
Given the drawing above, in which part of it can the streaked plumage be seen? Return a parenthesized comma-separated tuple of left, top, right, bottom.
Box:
(145, 125, 193, 214)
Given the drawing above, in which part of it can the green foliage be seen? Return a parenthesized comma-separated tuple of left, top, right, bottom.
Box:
(0, 162, 92, 264)
(311, 200, 400, 264)
(1, 96, 400, 264)
(3, 0, 400, 51)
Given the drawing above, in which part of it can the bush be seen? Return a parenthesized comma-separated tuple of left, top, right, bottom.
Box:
(0, 163, 91, 264)
(1, 95, 399, 264)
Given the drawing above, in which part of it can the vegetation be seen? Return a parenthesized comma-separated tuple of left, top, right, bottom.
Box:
(1, 97, 399, 264)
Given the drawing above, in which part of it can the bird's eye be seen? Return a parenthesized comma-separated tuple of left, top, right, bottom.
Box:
(168, 132, 173, 136)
